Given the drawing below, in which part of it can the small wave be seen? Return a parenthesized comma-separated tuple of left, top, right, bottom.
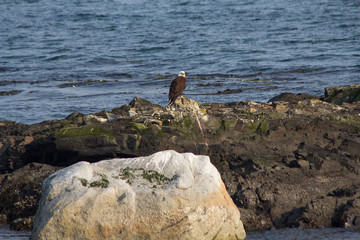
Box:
(0, 67, 19, 72)
(176, 1, 191, 6)
(87, 57, 120, 65)
(269, 68, 325, 75)
(57, 79, 119, 88)
(0, 225, 30, 239)
(135, 46, 169, 52)
(47, 48, 72, 55)
(100, 72, 133, 79)
(57, 91, 133, 100)
(19, 91, 132, 102)
(45, 55, 70, 61)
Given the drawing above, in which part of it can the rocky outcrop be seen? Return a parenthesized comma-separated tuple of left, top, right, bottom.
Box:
(268, 92, 318, 103)
(31, 150, 245, 240)
(324, 84, 360, 104)
(0, 163, 60, 231)
(1, 85, 360, 232)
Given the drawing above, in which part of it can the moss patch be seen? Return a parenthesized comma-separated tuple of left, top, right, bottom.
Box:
(215, 118, 237, 135)
(89, 172, 109, 188)
(325, 86, 360, 104)
(257, 122, 269, 135)
(220, 119, 230, 130)
(248, 121, 269, 136)
(322, 115, 360, 128)
(79, 172, 109, 188)
(250, 155, 279, 166)
(171, 115, 196, 136)
(246, 135, 256, 141)
(156, 131, 165, 137)
(119, 167, 178, 188)
(131, 122, 151, 135)
(54, 126, 114, 140)
(119, 167, 136, 184)
(79, 178, 88, 187)
(89, 178, 109, 188)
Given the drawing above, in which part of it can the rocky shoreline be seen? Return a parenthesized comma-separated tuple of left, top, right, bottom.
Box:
(0, 84, 359, 232)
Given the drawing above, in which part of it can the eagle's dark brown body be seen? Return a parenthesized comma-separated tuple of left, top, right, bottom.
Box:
(168, 73, 186, 104)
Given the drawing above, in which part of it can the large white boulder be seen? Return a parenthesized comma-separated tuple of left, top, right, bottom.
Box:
(31, 150, 246, 240)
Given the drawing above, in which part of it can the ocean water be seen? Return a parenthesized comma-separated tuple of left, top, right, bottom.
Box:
(0, 225, 30, 240)
(246, 228, 360, 240)
(0, 0, 359, 124)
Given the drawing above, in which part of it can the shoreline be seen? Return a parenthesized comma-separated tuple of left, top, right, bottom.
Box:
(0, 84, 359, 233)
(1, 74, 358, 125)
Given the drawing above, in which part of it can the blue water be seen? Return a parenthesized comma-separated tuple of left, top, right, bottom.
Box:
(0, 225, 30, 240)
(0, 0, 359, 124)
(246, 228, 360, 240)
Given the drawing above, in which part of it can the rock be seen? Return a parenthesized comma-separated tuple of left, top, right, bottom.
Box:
(31, 150, 246, 240)
(324, 84, 360, 104)
(297, 197, 338, 228)
(345, 215, 360, 232)
(0, 90, 22, 96)
(1, 85, 360, 233)
(215, 89, 243, 95)
(0, 213, 7, 224)
(129, 97, 165, 117)
(83, 114, 108, 124)
(335, 196, 360, 229)
(166, 97, 207, 120)
(166, 97, 208, 135)
(288, 160, 310, 169)
(10, 217, 33, 231)
(268, 92, 318, 103)
(0, 163, 60, 230)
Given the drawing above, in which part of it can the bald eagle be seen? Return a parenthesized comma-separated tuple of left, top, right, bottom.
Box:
(168, 71, 186, 104)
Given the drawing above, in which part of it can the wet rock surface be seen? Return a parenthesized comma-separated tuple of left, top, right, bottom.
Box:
(0, 85, 360, 232)
(0, 90, 22, 96)
(0, 163, 60, 231)
(324, 84, 360, 105)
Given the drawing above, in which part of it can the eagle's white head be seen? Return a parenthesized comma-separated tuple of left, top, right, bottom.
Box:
(178, 71, 186, 77)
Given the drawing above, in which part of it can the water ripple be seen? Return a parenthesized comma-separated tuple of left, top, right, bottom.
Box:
(0, 0, 359, 124)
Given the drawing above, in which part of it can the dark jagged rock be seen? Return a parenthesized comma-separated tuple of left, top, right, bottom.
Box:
(0, 90, 22, 96)
(9, 217, 33, 232)
(0, 85, 360, 232)
(268, 92, 318, 103)
(345, 215, 360, 232)
(324, 84, 360, 104)
(0, 214, 7, 224)
(0, 163, 60, 231)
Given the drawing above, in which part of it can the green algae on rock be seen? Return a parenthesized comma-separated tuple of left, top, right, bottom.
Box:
(54, 125, 114, 140)
(131, 122, 151, 135)
(119, 167, 177, 188)
(324, 84, 360, 105)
